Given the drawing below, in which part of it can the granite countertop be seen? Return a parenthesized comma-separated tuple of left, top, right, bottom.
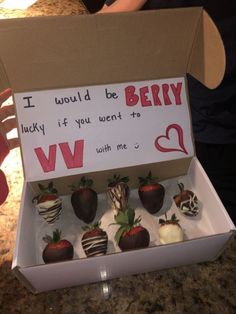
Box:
(0, 1, 236, 313)
(0, 0, 88, 18)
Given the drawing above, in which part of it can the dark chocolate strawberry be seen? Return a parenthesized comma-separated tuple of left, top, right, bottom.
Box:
(159, 213, 184, 244)
(33, 181, 62, 224)
(107, 174, 130, 213)
(42, 229, 74, 264)
(81, 221, 108, 257)
(112, 207, 150, 251)
(138, 171, 165, 214)
(70, 176, 98, 224)
(174, 183, 199, 217)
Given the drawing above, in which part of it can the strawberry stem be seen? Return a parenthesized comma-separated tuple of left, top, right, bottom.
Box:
(108, 174, 129, 186)
(138, 171, 158, 186)
(159, 213, 180, 225)
(82, 221, 101, 231)
(32, 181, 58, 203)
(52, 229, 61, 243)
(111, 207, 142, 244)
(70, 176, 94, 191)
(42, 229, 61, 244)
(178, 182, 184, 192)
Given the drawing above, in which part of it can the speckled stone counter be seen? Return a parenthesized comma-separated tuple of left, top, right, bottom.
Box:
(0, 0, 87, 18)
(0, 2, 236, 313)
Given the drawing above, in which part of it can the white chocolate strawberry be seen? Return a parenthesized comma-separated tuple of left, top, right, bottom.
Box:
(159, 214, 184, 244)
(33, 181, 62, 224)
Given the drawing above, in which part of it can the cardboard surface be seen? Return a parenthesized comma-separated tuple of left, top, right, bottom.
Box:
(0, 58, 10, 91)
(31, 158, 192, 196)
(187, 10, 225, 89)
(0, 7, 225, 184)
(0, 7, 225, 93)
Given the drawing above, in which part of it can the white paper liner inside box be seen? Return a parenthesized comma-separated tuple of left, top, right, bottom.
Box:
(35, 174, 215, 265)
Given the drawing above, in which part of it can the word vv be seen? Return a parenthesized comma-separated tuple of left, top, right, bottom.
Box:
(34, 140, 84, 172)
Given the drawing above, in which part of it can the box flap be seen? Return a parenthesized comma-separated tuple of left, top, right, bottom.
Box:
(0, 7, 224, 92)
(0, 58, 10, 91)
(187, 10, 225, 89)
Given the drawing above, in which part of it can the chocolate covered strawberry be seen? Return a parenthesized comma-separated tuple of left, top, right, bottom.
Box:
(81, 221, 108, 257)
(159, 213, 184, 244)
(112, 207, 150, 251)
(107, 174, 130, 214)
(33, 181, 62, 224)
(70, 176, 98, 224)
(138, 171, 165, 214)
(174, 183, 199, 217)
(42, 229, 74, 263)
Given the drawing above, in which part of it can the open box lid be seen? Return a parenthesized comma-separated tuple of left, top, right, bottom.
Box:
(0, 7, 225, 183)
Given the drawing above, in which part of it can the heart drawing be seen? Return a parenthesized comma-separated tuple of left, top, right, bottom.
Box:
(154, 124, 188, 155)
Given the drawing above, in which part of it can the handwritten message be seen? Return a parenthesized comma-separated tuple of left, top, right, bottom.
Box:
(14, 78, 194, 181)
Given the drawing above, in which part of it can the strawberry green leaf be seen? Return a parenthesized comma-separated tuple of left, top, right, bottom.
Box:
(178, 182, 185, 192)
(80, 176, 93, 188)
(127, 208, 135, 226)
(171, 214, 177, 221)
(42, 235, 52, 244)
(38, 183, 45, 191)
(79, 176, 86, 188)
(121, 176, 129, 183)
(115, 226, 126, 244)
(51, 188, 58, 194)
(82, 225, 90, 231)
(114, 211, 128, 224)
(87, 179, 93, 188)
(139, 171, 159, 186)
(52, 229, 61, 243)
(82, 221, 101, 231)
(170, 213, 179, 223)
(108, 174, 129, 185)
(34, 182, 58, 203)
(71, 176, 94, 190)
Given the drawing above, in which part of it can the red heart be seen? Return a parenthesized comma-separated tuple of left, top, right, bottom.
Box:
(155, 124, 188, 155)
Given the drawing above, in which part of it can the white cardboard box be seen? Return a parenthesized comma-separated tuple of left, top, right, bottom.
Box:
(0, 8, 235, 293)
